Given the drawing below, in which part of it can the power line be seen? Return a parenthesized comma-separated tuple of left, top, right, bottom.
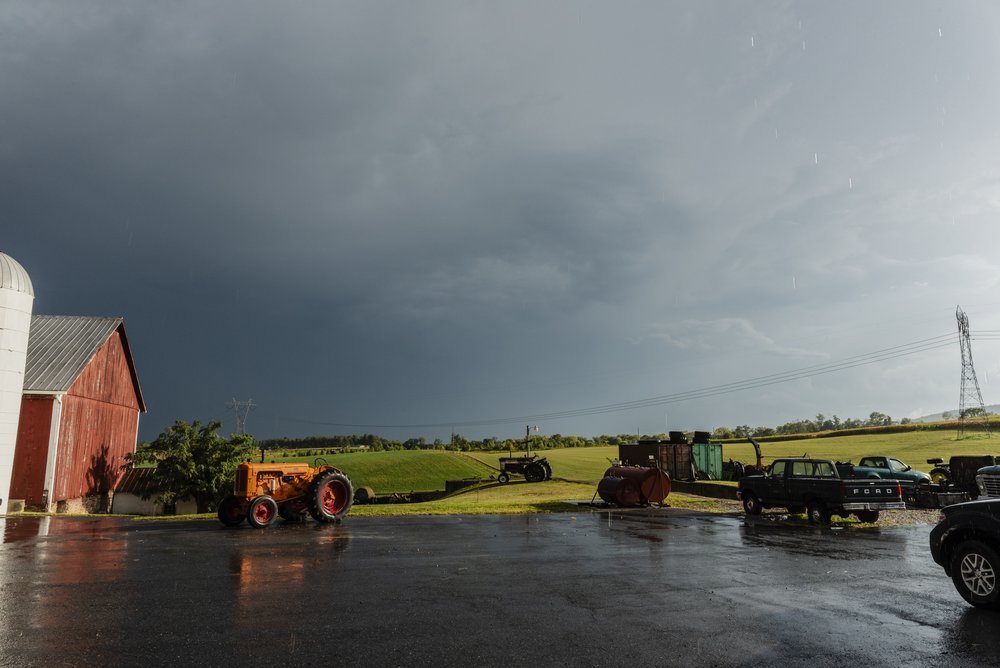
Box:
(280, 332, 961, 430)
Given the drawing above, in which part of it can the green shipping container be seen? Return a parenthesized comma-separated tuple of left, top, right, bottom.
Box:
(691, 442, 723, 480)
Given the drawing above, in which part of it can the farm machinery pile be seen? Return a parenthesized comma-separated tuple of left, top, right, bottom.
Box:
(218, 461, 354, 528)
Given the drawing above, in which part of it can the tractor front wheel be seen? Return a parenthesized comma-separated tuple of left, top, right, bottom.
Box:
(247, 496, 278, 529)
(218, 495, 246, 527)
(309, 471, 354, 523)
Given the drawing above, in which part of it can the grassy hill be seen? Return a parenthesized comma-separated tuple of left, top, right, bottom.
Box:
(269, 450, 494, 493)
(721, 431, 996, 471)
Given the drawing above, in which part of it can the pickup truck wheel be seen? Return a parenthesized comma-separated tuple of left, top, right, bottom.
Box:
(742, 494, 762, 515)
(951, 540, 1000, 609)
(807, 501, 831, 525)
(855, 510, 879, 523)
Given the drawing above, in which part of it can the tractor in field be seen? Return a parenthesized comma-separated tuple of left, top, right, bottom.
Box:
(217, 461, 354, 528)
(497, 455, 552, 483)
(496, 424, 553, 483)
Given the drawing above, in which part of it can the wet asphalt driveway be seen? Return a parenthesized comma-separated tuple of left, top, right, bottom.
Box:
(0, 509, 995, 667)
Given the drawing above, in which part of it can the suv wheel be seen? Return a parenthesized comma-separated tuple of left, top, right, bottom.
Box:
(951, 540, 1000, 609)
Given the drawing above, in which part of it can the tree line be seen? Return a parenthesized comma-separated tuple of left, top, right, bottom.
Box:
(711, 411, 903, 439)
(256, 432, 636, 454)
(710, 408, 991, 439)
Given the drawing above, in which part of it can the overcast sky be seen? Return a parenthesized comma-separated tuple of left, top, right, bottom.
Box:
(5, 1, 1000, 442)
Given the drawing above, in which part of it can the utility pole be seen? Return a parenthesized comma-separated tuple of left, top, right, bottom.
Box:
(226, 398, 256, 435)
(525, 425, 538, 457)
(956, 306, 990, 439)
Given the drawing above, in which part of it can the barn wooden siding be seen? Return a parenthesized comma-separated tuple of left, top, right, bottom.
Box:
(52, 329, 140, 507)
(11, 323, 142, 511)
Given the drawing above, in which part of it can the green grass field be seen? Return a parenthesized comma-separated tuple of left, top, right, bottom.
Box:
(268, 449, 494, 493)
(719, 431, 996, 471)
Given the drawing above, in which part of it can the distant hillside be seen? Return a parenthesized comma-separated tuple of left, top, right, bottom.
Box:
(912, 405, 1000, 423)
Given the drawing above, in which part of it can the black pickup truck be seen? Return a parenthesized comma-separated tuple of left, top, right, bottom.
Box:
(930, 499, 1000, 609)
(738, 458, 906, 524)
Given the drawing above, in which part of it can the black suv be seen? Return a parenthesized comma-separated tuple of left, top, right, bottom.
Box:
(930, 498, 1000, 610)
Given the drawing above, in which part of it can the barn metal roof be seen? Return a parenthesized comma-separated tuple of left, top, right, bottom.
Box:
(23, 315, 146, 411)
(0, 251, 34, 296)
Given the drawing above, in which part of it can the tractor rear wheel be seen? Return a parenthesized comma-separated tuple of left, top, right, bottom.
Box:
(540, 460, 553, 480)
(524, 462, 546, 483)
(309, 470, 354, 523)
(218, 495, 246, 527)
(247, 496, 278, 528)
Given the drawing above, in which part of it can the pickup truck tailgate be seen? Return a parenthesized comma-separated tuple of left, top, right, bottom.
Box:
(841, 480, 906, 510)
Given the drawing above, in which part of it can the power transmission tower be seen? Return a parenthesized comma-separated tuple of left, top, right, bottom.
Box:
(956, 306, 990, 439)
(226, 398, 256, 435)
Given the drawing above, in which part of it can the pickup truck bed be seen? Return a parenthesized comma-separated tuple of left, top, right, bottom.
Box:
(738, 458, 905, 524)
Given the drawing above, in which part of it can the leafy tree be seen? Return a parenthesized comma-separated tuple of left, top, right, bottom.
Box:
(125, 420, 255, 513)
(867, 411, 892, 427)
(712, 426, 735, 439)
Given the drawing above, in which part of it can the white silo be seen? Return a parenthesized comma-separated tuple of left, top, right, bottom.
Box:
(0, 251, 33, 515)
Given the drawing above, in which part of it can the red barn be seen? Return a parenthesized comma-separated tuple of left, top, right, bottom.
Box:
(9, 315, 145, 512)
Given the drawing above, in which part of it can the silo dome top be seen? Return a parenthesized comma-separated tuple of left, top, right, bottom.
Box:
(0, 251, 34, 296)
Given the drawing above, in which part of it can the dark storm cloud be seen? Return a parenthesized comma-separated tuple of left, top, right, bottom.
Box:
(4, 1, 1000, 439)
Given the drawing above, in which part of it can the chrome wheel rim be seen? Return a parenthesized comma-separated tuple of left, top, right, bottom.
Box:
(960, 553, 996, 597)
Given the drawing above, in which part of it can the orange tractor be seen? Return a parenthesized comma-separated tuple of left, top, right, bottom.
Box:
(217, 462, 354, 528)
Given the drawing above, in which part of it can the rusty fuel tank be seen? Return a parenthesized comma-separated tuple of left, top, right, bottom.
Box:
(597, 475, 642, 506)
(597, 466, 671, 506)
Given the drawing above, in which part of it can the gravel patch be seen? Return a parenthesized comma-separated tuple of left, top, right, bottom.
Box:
(667, 493, 943, 527)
